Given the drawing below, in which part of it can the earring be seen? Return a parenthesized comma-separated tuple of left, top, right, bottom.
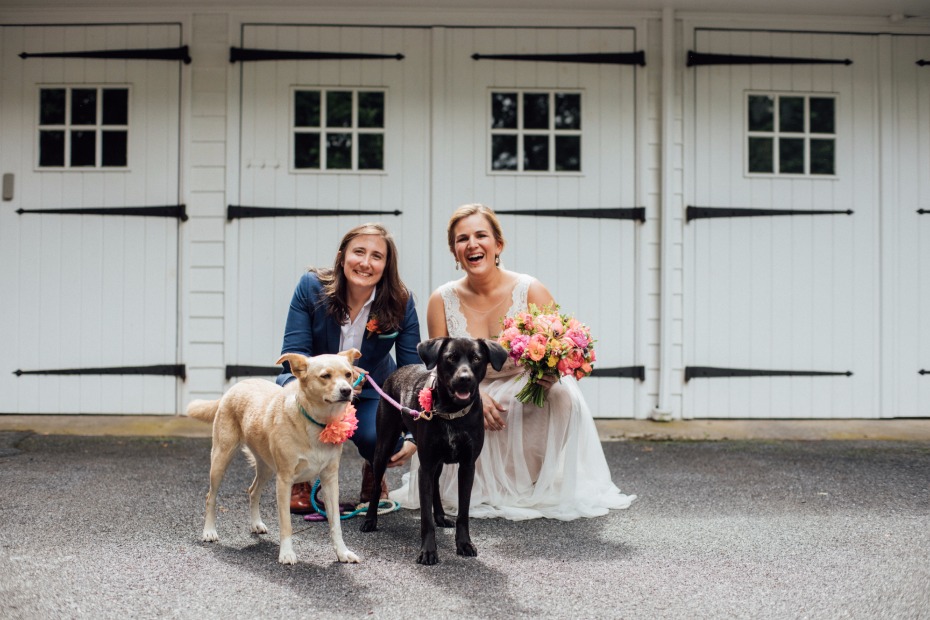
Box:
(495, 255, 501, 267)
(455, 261, 460, 271)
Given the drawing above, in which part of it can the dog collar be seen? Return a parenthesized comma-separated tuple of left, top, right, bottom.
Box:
(297, 399, 326, 428)
(296, 397, 359, 445)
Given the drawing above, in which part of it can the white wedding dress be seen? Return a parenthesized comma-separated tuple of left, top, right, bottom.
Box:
(389, 273, 636, 520)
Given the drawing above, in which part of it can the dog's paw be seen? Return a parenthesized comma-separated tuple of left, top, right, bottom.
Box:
(278, 551, 298, 565)
(359, 520, 377, 533)
(251, 521, 268, 535)
(456, 541, 478, 557)
(202, 529, 219, 543)
(417, 549, 439, 565)
(435, 515, 455, 528)
(337, 549, 361, 564)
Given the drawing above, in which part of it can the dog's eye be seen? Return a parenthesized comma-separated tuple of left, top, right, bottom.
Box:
(472, 354, 481, 363)
(321, 373, 331, 380)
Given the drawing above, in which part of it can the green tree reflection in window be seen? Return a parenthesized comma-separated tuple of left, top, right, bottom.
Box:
(293, 88, 385, 171)
(490, 90, 582, 173)
(746, 93, 835, 177)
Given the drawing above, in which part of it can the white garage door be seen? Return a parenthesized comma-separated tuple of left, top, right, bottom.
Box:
(885, 35, 930, 417)
(685, 30, 880, 418)
(230, 25, 431, 374)
(430, 27, 644, 419)
(0, 24, 184, 414)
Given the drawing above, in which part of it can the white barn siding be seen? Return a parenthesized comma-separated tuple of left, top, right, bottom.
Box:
(0, 4, 927, 419)
(185, 13, 230, 402)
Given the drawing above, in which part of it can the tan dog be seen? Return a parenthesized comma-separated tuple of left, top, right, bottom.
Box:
(186, 349, 362, 565)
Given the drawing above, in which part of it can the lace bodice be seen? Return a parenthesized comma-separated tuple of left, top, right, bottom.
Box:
(439, 273, 533, 339)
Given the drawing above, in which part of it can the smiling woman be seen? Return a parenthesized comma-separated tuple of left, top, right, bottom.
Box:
(276, 223, 422, 515)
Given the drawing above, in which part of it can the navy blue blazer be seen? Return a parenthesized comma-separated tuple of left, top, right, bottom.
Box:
(275, 271, 421, 400)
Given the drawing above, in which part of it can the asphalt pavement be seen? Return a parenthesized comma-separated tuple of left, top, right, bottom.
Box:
(0, 422, 928, 619)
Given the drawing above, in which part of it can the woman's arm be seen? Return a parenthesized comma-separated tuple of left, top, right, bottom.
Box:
(426, 289, 449, 338)
(276, 274, 317, 387)
(393, 292, 422, 368)
(526, 277, 556, 309)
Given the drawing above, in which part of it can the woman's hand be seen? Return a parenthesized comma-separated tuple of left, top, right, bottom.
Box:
(536, 374, 558, 393)
(352, 366, 366, 395)
(482, 392, 507, 431)
(388, 439, 417, 468)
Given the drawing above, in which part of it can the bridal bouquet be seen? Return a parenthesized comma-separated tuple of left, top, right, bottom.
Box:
(497, 303, 596, 407)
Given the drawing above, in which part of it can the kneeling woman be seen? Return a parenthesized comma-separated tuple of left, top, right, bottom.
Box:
(277, 223, 420, 513)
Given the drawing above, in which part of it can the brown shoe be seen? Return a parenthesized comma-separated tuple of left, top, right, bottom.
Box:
(290, 482, 313, 514)
(358, 461, 389, 504)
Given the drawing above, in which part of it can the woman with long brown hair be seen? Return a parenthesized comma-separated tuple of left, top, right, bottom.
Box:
(277, 223, 420, 514)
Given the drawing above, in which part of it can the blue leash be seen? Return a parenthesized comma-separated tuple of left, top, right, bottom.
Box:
(309, 479, 399, 520)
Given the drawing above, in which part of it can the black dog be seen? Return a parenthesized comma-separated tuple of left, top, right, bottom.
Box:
(360, 337, 508, 565)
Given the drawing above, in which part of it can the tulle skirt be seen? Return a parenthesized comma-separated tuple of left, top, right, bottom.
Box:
(389, 364, 636, 521)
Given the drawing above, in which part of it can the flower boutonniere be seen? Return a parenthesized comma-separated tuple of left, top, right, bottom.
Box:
(365, 315, 382, 338)
(417, 387, 433, 413)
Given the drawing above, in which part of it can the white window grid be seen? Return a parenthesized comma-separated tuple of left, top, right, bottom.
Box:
(290, 87, 387, 174)
(35, 85, 130, 170)
(745, 91, 838, 178)
(488, 89, 583, 175)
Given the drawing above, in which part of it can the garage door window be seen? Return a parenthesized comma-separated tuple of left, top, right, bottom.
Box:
(293, 89, 385, 172)
(37, 87, 129, 169)
(747, 93, 836, 176)
(490, 91, 581, 173)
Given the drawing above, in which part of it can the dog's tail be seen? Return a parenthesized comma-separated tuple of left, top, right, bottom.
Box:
(186, 399, 220, 423)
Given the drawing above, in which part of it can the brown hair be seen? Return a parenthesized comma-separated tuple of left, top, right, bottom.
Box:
(312, 223, 409, 331)
(446, 203, 506, 254)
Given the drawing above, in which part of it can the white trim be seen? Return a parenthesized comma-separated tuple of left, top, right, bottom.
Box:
(654, 7, 677, 420)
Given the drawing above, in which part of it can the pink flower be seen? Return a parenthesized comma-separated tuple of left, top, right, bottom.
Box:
(566, 328, 589, 349)
(526, 333, 549, 362)
(319, 403, 359, 444)
(498, 326, 521, 348)
(418, 387, 433, 412)
(509, 334, 530, 361)
(557, 357, 574, 376)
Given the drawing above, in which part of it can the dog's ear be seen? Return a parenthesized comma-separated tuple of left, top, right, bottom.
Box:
(481, 340, 509, 372)
(417, 338, 446, 370)
(340, 348, 362, 364)
(276, 353, 308, 378)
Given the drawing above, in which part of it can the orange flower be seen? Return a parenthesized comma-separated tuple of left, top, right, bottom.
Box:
(319, 403, 359, 444)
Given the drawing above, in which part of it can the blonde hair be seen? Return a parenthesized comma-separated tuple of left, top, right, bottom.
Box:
(446, 203, 506, 254)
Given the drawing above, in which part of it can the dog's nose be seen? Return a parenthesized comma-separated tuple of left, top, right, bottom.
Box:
(339, 385, 352, 399)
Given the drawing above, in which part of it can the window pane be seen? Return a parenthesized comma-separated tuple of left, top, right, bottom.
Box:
(70, 130, 96, 166)
(326, 91, 352, 128)
(810, 139, 835, 175)
(295, 91, 321, 127)
(101, 130, 127, 166)
(358, 92, 384, 128)
(555, 135, 581, 171)
(71, 89, 97, 125)
(555, 93, 581, 130)
(809, 98, 835, 134)
(102, 89, 128, 125)
(524, 135, 548, 171)
(294, 132, 320, 169)
(358, 134, 384, 170)
(492, 92, 517, 129)
(326, 133, 352, 169)
(523, 93, 549, 129)
(748, 137, 773, 173)
(40, 89, 66, 125)
(779, 138, 804, 174)
(779, 97, 804, 133)
(491, 134, 517, 170)
(39, 130, 65, 166)
(748, 95, 773, 132)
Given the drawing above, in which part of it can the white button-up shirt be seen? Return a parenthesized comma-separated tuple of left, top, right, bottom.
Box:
(339, 287, 377, 352)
